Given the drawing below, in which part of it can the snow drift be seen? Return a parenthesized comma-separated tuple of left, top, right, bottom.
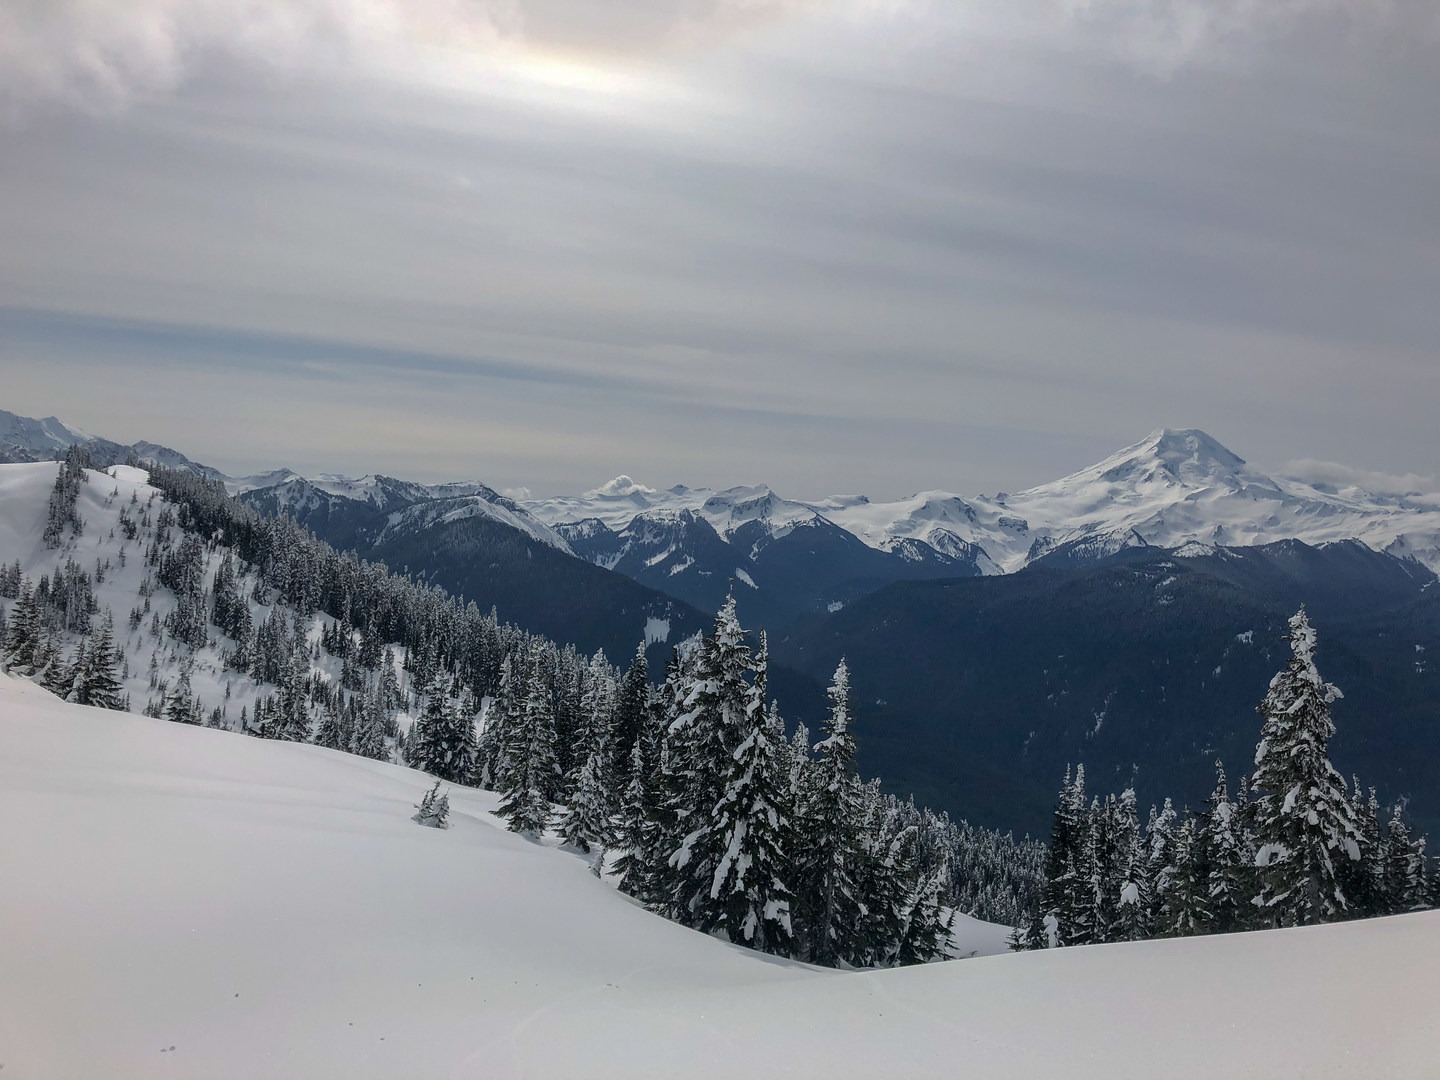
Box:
(0, 673, 1434, 1079)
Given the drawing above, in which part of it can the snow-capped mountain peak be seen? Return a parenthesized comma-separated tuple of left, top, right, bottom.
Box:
(0, 409, 93, 458)
(1062, 428, 1263, 493)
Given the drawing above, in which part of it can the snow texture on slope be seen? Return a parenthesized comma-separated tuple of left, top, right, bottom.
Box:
(1, 674, 1436, 1078)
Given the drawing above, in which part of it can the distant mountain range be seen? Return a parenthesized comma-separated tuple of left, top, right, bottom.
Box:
(7, 407, 1439, 834)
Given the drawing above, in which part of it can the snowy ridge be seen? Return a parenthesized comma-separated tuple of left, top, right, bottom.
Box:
(0, 461, 421, 732)
(0, 408, 91, 454)
(375, 491, 573, 554)
(526, 429, 1440, 574)
(2, 676, 1436, 1077)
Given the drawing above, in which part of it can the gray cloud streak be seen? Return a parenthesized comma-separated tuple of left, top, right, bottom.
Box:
(0, 0, 1437, 497)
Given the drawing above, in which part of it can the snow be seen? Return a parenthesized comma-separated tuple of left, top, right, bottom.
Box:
(0, 461, 422, 734)
(0, 408, 91, 454)
(524, 429, 1440, 575)
(3, 679, 1437, 1077)
(734, 567, 757, 588)
(643, 616, 670, 645)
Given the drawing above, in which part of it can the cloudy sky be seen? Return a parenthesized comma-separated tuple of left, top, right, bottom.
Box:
(1, 1, 1437, 498)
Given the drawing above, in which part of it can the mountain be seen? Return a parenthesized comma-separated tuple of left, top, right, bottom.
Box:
(0, 409, 93, 460)
(819, 428, 1440, 573)
(530, 479, 989, 631)
(523, 429, 1440, 628)
(235, 474, 570, 555)
(777, 538, 1440, 837)
(8, 675, 1436, 1078)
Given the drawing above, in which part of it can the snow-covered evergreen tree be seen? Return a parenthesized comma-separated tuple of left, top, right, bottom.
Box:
(612, 699, 669, 906)
(662, 597, 756, 931)
(76, 611, 124, 710)
(1382, 803, 1430, 915)
(702, 631, 795, 955)
(1250, 609, 1361, 927)
(496, 659, 560, 839)
(793, 659, 868, 966)
(1203, 762, 1249, 933)
(1111, 787, 1151, 942)
(558, 740, 613, 854)
(413, 780, 450, 829)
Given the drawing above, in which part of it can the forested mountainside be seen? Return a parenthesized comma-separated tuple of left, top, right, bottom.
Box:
(0, 454, 1043, 956)
(779, 541, 1440, 837)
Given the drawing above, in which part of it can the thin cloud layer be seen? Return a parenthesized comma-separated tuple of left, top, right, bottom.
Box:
(0, 0, 1437, 495)
(7, 0, 1434, 116)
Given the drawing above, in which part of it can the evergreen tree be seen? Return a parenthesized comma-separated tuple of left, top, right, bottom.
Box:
(703, 632, 795, 955)
(3, 579, 43, 674)
(78, 612, 124, 710)
(612, 698, 669, 905)
(1382, 803, 1430, 915)
(270, 647, 312, 742)
(409, 678, 478, 784)
(164, 664, 197, 725)
(558, 740, 613, 854)
(1163, 817, 1209, 937)
(885, 826, 955, 966)
(42, 448, 88, 549)
(1250, 609, 1361, 927)
(314, 696, 348, 751)
(793, 659, 868, 966)
(1111, 787, 1151, 942)
(413, 780, 451, 829)
(1344, 783, 1387, 919)
(478, 653, 522, 790)
(610, 642, 650, 788)
(1030, 765, 1088, 949)
(662, 597, 755, 930)
(351, 687, 390, 761)
(1203, 761, 1249, 933)
(496, 659, 561, 838)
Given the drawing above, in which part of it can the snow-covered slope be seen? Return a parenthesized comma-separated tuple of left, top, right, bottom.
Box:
(529, 430, 1440, 574)
(0, 460, 424, 728)
(1, 675, 1435, 1078)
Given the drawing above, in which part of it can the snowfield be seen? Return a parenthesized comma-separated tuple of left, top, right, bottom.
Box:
(2, 675, 1436, 1079)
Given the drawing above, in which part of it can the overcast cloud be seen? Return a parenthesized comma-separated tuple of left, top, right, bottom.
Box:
(1, 0, 1437, 497)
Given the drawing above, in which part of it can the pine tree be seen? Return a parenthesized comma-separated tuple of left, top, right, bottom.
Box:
(885, 826, 954, 966)
(1249, 610, 1361, 927)
(1203, 761, 1249, 933)
(164, 664, 197, 725)
(408, 678, 477, 784)
(351, 689, 390, 761)
(612, 699, 669, 905)
(478, 653, 522, 790)
(1163, 817, 1209, 937)
(3, 579, 42, 674)
(793, 659, 868, 966)
(1030, 765, 1088, 948)
(558, 740, 613, 854)
(314, 696, 348, 751)
(610, 642, 650, 788)
(1382, 803, 1430, 915)
(1111, 787, 1151, 942)
(703, 632, 795, 955)
(78, 612, 124, 710)
(496, 659, 561, 838)
(1146, 799, 1180, 934)
(270, 647, 312, 742)
(662, 597, 755, 929)
(1344, 783, 1387, 919)
(413, 780, 451, 829)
